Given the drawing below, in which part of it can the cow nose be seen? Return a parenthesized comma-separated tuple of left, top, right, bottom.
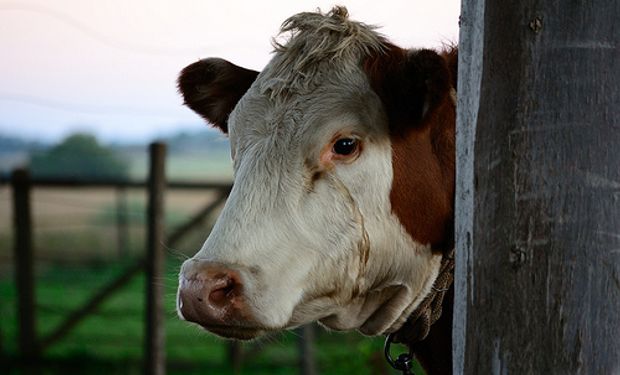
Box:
(177, 261, 245, 327)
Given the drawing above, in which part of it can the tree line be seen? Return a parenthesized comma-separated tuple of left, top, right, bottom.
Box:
(30, 133, 129, 179)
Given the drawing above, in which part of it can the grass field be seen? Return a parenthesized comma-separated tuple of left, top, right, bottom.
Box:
(0, 258, 410, 375)
(0, 155, 425, 374)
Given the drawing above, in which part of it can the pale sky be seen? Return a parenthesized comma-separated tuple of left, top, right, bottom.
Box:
(0, 0, 460, 143)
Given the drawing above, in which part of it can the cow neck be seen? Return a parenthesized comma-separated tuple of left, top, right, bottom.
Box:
(385, 248, 455, 375)
(395, 248, 454, 345)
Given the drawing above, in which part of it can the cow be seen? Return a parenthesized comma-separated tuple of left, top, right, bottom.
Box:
(176, 7, 457, 374)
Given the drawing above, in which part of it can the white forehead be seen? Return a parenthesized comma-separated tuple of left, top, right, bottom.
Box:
(231, 62, 373, 129)
(226, 7, 390, 165)
(227, 65, 387, 166)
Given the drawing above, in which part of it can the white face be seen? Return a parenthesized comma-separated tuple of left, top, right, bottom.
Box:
(178, 62, 443, 338)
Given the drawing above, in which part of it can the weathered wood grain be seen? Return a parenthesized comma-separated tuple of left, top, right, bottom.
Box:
(455, 0, 620, 373)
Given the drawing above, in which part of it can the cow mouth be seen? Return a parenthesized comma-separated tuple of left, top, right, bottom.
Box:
(197, 323, 265, 340)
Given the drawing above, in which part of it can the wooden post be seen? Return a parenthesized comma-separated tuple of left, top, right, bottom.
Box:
(116, 187, 129, 258)
(11, 168, 37, 360)
(455, 0, 620, 373)
(297, 325, 317, 375)
(227, 341, 243, 374)
(145, 143, 166, 375)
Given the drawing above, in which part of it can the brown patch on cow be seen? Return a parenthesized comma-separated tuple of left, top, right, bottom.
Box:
(311, 170, 324, 184)
(322, 289, 340, 300)
(303, 155, 326, 193)
(356, 210, 371, 282)
(364, 46, 456, 252)
(303, 170, 325, 193)
(178, 58, 259, 133)
(299, 286, 341, 305)
(350, 285, 361, 299)
(364, 44, 451, 130)
(390, 100, 455, 251)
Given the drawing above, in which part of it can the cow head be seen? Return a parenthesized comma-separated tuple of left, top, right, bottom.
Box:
(176, 7, 455, 340)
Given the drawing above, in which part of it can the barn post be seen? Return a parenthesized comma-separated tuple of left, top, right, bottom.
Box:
(11, 168, 38, 361)
(145, 142, 167, 375)
(454, 0, 620, 373)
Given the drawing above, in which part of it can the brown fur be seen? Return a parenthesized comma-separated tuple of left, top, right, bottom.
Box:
(441, 46, 459, 90)
(364, 45, 456, 252)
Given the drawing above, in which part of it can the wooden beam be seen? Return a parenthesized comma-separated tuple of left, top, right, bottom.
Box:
(11, 168, 37, 359)
(227, 341, 243, 374)
(297, 325, 317, 375)
(455, 0, 620, 372)
(116, 187, 130, 258)
(145, 142, 167, 375)
(0, 175, 231, 190)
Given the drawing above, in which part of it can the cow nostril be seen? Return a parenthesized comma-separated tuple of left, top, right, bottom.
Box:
(209, 278, 237, 305)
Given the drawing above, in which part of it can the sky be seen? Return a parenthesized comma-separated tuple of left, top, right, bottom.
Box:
(0, 0, 460, 143)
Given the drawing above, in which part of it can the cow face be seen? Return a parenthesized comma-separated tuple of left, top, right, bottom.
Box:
(176, 7, 454, 340)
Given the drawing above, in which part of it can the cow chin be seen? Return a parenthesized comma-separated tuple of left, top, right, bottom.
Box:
(202, 325, 265, 341)
(280, 281, 418, 337)
(315, 285, 416, 336)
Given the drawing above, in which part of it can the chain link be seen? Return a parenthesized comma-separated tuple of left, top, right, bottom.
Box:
(385, 333, 416, 375)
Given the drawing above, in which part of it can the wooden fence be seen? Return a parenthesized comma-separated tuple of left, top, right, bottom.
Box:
(4, 142, 317, 375)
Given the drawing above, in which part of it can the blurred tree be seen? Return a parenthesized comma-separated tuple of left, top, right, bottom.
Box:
(30, 133, 129, 178)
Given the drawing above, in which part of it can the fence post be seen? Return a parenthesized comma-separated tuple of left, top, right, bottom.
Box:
(145, 143, 166, 375)
(116, 187, 129, 258)
(297, 325, 317, 375)
(227, 342, 242, 374)
(11, 168, 37, 360)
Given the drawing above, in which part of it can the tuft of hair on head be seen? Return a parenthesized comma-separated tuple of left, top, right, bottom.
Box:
(264, 6, 388, 99)
(273, 6, 386, 65)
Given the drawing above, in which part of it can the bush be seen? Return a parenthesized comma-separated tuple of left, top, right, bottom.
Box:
(31, 133, 129, 179)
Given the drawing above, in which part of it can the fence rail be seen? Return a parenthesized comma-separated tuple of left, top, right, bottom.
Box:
(5, 142, 317, 375)
(1, 175, 232, 190)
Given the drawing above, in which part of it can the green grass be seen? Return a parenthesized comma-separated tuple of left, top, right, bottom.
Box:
(0, 257, 423, 374)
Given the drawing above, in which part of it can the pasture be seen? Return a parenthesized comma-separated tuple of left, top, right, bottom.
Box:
(0, 181, 419, 374)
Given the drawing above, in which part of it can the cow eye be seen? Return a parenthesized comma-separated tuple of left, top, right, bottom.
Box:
(333, 138, 358, 156)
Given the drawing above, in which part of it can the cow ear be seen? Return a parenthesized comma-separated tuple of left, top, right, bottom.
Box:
(364, 47, 451, 132)
(178, 58, 259, 133)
